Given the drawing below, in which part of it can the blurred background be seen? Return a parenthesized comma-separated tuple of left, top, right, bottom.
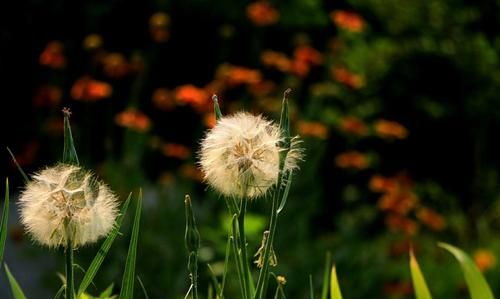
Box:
(2, 0, 500, 298)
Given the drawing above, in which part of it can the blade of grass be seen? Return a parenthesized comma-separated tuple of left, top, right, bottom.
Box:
(137, 276, 150, 299)
(309, 275, 314, 299)
(6, 148, 29, 183)
(207, 264, 225, 299)
(439, 243, 494, 299)
(320, 252, 331, 299)
(330, 265, 343, 299)
(0, 178, 9, 265)
(5, 264, 27, 299)
(119, 190, 143, 299)
(78, 193, 132, 296)
(99, 283, 114, 297)
(409, 248, 433, 299)
(53, 285, 65, 299)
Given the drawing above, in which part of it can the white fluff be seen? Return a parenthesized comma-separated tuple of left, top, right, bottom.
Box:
(18, 164, 119, 249)
(199, 112, 302, 199)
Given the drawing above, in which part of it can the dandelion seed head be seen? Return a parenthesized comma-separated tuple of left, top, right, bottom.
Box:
(199, 112, 303, 198)
(18, 164, 119, 249)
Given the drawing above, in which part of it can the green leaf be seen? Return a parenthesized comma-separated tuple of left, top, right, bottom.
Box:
(5, 264, 27, 299)
(0, 178, 9, 265)
(99, 283, 115, 297)
(320, 252, 331, 299)
(330, 265, 343, 299)
(62, 108, 79, 165)
(212, 95, 223, 122)
(119, 190, 143, 299)
(409, 249, 433, 299)
(78, 193, 132, 296)
(309, 274, 314, 299)
(6, 148, 29, 183)
(207, 264, 225, 299)
(137, 276, 149, 299)
(439, 243, 494, 299)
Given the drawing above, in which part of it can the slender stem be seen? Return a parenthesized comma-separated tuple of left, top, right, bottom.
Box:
(189, 253, 198, 299)
(255, 185, 281, 299)
(65, 247, 75, 299)
(238, 195, 253, 299)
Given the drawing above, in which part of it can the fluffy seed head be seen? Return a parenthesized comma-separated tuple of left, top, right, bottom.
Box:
(199, 112, 302, 198)
(18, 164, 119, 249)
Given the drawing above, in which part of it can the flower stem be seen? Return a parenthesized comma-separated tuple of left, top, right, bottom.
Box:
(239, 195, 253, 299)
(65, 247, 75, 299)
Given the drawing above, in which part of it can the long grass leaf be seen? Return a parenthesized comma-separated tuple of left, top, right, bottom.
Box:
(119, 190, 143, 299)
(5, 264, 27, 299)
(439, 243, 494, 299)
(409, 249, 433, 299)
(78, 193, 132, 296)
(320, 252, 331, 299)
(330, 265, 343, 299)
(137, 275, 150, 299)
(0, 178, 9, 265)
(207, 264, 225, 299)
(6, 148, 29, 183)
(308, 275, 314, 299)
(53, 285, 65, 299)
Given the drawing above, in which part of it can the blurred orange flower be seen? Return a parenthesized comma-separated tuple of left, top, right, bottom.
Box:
(102, 52, 129, 78)
(416, 207, 446, 231)
(374, 119, 408, 139)
(474, 249, 497, 272)
(248, 80, 276, 97)
(162, 143, 191, 159)
(217, 64, 262, 87)
(33, 85, 62, 107)
(149, 12, 170, 43)
(115, 108, 151, 132)
(152, 88, 175, 111)
(83, 33, 103, 51)
(378, 191, 418, 215)
(383, 281, 413, 296)
(335, 151, 369, 169)
(369, 175, 397, 193)
(181, 164, 204, 182)
(297, 121, 329, 139)
(386, 214, 418, 236)
(71, 77, 112, 101)
(332, 67, 364, 89)
(330, 10, 365, 32)
(261, 50, 292, 72)
(294, 46, 323, 66)
(175, 84, 210, 112)
(247, 1, 279, 26)
(39, 41, 65, 69)
(339, 116, 368, 136)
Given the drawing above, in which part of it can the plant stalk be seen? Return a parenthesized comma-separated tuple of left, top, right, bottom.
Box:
(239, 195, 253, 299)
(65, 247, 75, 299)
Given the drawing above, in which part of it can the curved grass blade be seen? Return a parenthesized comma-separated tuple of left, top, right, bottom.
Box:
(0, 178, 9, 265)
(330, 265, 343, 299)
(62, 108, 79, 165)
(276, 172, 292, 214)
(409, 249, 433, 299)
(137, 276, 149, 299)
(5, 264, 27, 299)
(308, 275, 314, 299)
(438, 243, 494, 299)
(6, 148, 29, 183)
(53, 285, 65, 299)
(320, 252, 332, 299)
(99, 283, 114, 297)
(119, 190, 143, 299)
(78, 193, 132, 296)
(207, 264, 225, 299)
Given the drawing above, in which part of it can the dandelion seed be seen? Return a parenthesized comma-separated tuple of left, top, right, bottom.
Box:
(18, 164, 119, 249)
(199, 112, 302, 199)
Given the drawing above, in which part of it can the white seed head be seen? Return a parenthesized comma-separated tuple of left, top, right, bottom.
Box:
(18, 164, 119, 249)
(199, 112, 302, 198)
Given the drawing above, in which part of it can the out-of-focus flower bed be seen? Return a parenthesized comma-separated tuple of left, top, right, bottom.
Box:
(2, 0, 500, 298)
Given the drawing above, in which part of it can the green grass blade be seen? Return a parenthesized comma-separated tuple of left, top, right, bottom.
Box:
(5, 264, 27, 299)
(78, 193, 132, 296)
(53, 285, 65, 299)
(207, 264, 225, 299)
(6, 148, 29, 183)
(277, 172, 292, 215)
(330, 265, 343, 299)
(99, 283, 114, 297)
(62, 108, 79, 165)
(308, 275, 314, 299)
(439, 243, 494, 299)
(119, 190, 143, 299)
(320, 252, 331, 299)
(409, 249, 433, 299)
(0, 178, 9, 265)
(137, 275, 150, 299)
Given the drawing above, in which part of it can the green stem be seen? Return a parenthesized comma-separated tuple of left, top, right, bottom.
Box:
(189, 253, 198, 299)
(65, 247, 75, 299)
(238, 196, 253, 299)
(255, 185, 281, 299)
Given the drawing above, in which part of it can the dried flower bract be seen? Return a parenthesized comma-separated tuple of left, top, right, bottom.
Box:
(19, 164, 119, 249)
